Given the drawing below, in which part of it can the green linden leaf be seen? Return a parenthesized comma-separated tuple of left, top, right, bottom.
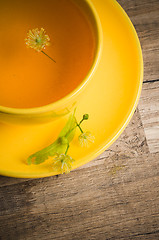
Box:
(27, 111, 77, 165)
(27, 139, 65, 165)
(58, 110, 77, 142)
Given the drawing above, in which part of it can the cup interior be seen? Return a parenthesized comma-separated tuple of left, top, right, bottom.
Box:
(0, 0, 102, 115)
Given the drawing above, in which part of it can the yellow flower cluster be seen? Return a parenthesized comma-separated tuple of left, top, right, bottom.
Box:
(25, 28, 50, 52)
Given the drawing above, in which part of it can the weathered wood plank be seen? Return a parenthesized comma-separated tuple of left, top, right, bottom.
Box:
(139, 81, 159, 153)
(118, 0, 159, 16)
(118, 0, 159, 82)
(0, 177, 32, 188)
(0, 152, 158, 240)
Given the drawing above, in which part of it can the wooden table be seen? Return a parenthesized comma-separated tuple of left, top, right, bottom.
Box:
(0, 0, 159, 239)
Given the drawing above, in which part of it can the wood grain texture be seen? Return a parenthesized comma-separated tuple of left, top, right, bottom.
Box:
(0, 152, 158, 240)
(139, 82, 159, 153)
(118, 0, 159, 82)
(0, 0, 159, 239)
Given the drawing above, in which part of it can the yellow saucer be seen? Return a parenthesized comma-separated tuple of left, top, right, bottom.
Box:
(0, 0, 143, 178)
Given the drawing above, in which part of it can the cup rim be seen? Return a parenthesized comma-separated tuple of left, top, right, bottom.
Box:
(0, 0, 103, 115)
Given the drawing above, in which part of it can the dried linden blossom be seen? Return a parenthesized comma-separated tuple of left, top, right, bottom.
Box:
(53, 154, 75, 174)
(25, 28, 50, 52)
(78, 131, 95, 147)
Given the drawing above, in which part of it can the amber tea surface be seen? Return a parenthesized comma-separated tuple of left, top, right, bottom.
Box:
(0, 0, 96, 108)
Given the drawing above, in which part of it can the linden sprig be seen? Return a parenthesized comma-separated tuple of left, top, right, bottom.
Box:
(27, 112, 95, 174)
(25, 28, 56, 63)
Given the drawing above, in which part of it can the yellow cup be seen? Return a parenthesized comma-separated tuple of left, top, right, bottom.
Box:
(0, 0, 103, 124)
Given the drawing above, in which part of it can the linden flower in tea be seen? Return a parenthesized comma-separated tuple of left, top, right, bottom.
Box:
(25, 28, 50, 52)
(25, 28, 56, 62)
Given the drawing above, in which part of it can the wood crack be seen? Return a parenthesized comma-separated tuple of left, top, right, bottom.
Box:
(143, 79, 159, 84)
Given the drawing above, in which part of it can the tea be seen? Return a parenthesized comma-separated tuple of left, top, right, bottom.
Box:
(0, 0, 96, 108)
